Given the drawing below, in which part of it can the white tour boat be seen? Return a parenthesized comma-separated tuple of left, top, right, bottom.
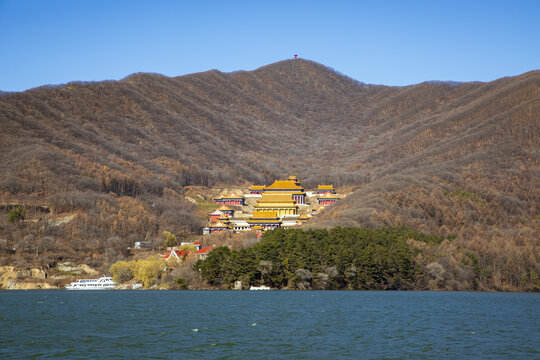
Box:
(65, 276, 116, 290)
(249, 285, 271, 290)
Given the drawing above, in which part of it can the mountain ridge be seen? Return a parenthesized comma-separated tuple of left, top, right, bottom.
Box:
(0, 59, 538, 290)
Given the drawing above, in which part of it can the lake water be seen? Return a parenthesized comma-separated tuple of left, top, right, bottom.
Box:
(0, 290, 538, 359)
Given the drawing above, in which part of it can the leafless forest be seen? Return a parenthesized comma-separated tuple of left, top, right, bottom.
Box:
(0, 59, 538, 290)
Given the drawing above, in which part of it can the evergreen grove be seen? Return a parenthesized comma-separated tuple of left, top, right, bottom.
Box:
(195, 227, 444, 290)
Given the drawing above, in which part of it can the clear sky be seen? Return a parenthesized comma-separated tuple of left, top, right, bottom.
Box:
(1, 0, 539, 92)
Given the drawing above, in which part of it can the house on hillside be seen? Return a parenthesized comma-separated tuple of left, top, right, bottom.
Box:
(161, 250, 189, 262)
(193, 246, 212, 259)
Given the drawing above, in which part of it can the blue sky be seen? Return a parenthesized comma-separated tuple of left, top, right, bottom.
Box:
(0, 0, 538, 92)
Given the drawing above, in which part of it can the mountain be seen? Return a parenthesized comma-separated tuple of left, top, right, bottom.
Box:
(0, 59, 538, 290)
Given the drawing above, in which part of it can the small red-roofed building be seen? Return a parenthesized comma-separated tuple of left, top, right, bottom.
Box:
(192, 241, 202, 250)
(193, 246, 213, 259)
(161, 250, 189, 262)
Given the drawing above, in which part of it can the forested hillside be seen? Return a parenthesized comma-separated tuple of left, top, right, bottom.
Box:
(0, 59, 538, 290)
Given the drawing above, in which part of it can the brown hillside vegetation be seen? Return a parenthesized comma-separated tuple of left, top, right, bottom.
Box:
(0, 59, 538, 290)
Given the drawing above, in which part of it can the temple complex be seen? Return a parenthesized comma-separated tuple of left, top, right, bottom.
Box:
(254, 193, 299, 216)
(204, 175, 342, 235)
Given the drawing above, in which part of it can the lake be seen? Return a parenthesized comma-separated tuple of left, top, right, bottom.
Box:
(0, 290, 538, 359)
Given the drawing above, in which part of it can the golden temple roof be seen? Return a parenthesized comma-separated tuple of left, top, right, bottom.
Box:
(249, 185, 266, 190)
(210, 221, 229, 228)
(218, 205, 232, 211)
(298, 214, 310, 220)
(222, 193, 244, 199)
(257, 193, 297, 204)
(265, 180, 303, 191)
(317, 185, 335, 190)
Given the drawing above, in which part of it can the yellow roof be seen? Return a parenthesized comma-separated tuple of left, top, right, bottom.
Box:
(218, 214, 230, 219)
(298, 214, 310, 220)
(265, 191, 305, 195)
(211, 221, 229, 228)
(265, 180, 303, 190)
(258, 193, 296, 203)
(218, 205, 232, 211)
(252, 225, 264, 230)
(249, 185, 266, 190)
(247, 219, 281, 224)
(317, 185, 335, 190)
(250, 211, 279, 219)
(222, 193, 244, 199)
(288, 175, 298, 180)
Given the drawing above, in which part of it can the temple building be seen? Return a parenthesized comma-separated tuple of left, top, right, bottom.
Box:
(214, 193, 245, 206)
(209, 221, 229, 233)
(317, 193, 340, 206)
(209, 210, 224, 222)
(249, 185, 266, 195)
(287, 175, 302, 186)
(316, 185, 336, 195)
(231, 220, 250, 232)
(263, 179, 306, 204)
(217, 204, 234, 217)
(297, 214, 310, 222)
(254, 193, 299, 216)
(247, 211, 282, 230)
(218, 213, 231, 226)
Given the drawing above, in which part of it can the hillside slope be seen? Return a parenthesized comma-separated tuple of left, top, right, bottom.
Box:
(0, 59, 538, 290)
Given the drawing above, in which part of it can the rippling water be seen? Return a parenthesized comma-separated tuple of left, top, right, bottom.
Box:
(0, 290, 538, 359)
